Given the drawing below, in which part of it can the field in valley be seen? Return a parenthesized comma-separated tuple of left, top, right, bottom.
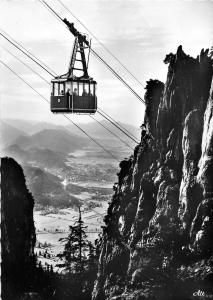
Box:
(34, 203, 108, 272)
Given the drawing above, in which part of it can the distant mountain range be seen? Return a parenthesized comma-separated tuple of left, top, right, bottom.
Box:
(65, 120, 140, 141)
(1, 118, 140, 145)
(0, 121, 27, 148)
(1, 119, 64, 135)
(3, 144, 67, 169)
(1, 119, 140, 162)
(11, 128, 89, 153)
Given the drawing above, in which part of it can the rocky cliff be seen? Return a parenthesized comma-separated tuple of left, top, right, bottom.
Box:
(92, 46, 213, 300)
(1, 157, 36, 299)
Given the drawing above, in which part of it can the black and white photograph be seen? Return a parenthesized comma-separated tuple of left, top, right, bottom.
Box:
(1, 0, 213, 299)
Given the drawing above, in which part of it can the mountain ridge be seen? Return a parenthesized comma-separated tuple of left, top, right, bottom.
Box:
(11, 128, 89, 153)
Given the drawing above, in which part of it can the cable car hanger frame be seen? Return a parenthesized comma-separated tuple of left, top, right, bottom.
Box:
(51, 19, 97, 114)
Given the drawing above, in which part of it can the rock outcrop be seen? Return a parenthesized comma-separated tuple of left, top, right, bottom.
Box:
(1, 157, 36, 300)
(92, 47, 213, 300)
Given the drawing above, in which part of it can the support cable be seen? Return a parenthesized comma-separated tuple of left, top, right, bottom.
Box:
(0, 29, 57, 76)
(39, 0, 64, 23)
(97, 110, 138, 144)
(90, 115, 134, 150)
(98, 107, 140, 139)
(1, 45, 50, 84)
(91, 48, 145, 104)
(0, 31, 54, 77)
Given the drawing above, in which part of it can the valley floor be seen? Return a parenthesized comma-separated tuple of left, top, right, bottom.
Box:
(34, 200, 108, 272)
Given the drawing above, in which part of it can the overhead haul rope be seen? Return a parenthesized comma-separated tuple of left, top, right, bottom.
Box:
(1, 45, 49, 84)
(98, 111, 139, 144)
(0, 60, 120, 162)
(0, 29, 139, 144)
(39, 0, 146, 105)
(89, 115, 134, 150)
(91, 49, 145, 104)
(55, 0, 145, 88)
(0, 31, 57, 77)
(98, 107, 140, 139)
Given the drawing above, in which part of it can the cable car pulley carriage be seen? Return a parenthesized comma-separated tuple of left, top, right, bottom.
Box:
(51, 19, 97, 114)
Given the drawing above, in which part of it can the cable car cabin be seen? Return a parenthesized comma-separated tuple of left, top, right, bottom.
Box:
(51, 79, 97, 114)
(50, 21, 98, 114)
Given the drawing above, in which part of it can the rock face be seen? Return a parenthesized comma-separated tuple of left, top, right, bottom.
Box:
(92, 47, 213, 300)
(1, 157, 36, 299)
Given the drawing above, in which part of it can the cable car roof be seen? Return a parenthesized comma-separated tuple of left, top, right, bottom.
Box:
(51, 77, 97, 84)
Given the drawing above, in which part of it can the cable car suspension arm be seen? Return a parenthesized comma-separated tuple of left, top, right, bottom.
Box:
(63, 18, 145, 104)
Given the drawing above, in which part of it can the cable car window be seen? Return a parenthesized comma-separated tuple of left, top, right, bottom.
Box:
(73, 82, 78, 96)
(65, 82, 72, 95)
(59, 83, 65, 95)
(83, 83, 89, 96)
(53, 83, 58, 96)
(79, 82, 83, 96)
(89, 83, 95, 96)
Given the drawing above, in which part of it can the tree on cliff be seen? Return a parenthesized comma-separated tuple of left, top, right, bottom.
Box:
(163, 52, 175, 64)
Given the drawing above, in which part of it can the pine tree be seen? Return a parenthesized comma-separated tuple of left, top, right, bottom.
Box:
(56, 207, 102, 298)
(58, 207, 90, 274)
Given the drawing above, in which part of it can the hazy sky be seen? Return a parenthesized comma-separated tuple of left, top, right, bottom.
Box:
(1, 0, 213, 128)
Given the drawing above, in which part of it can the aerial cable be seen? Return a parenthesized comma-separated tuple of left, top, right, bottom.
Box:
(98, 107, 140, 140)
(39, 0, 64, 23)
(3, 45, 135, 150)
(1, 45, 50, 84)
(56, 0, 145, 88)
(0, 60, 51, 103)
(1, 31, 139, 145)
(98, 110, 139, 144)
(62, 115, 119, 162)
(0, 60, 120, 162)
(38, 0, 145, 104)
(90, 48, 145, 104)
(0, 29, 57, 76)
(89, 115, 134, 150)
(0, 31, 55, 77)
